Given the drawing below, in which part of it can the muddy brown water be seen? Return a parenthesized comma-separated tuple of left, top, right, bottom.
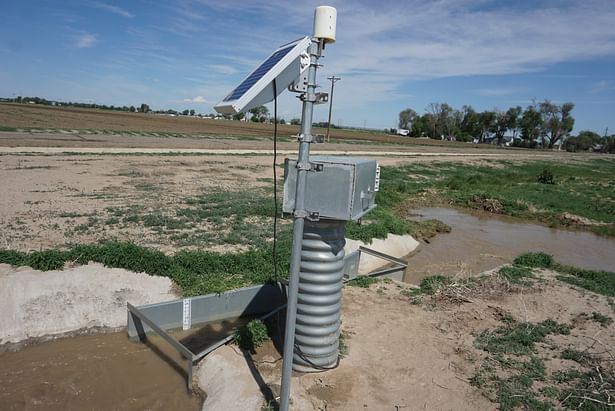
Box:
(404, 207, 615, 284)
(0, 319, 251, 411)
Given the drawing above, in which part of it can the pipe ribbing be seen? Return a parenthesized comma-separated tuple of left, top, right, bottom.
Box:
(293, 219, 345, 372)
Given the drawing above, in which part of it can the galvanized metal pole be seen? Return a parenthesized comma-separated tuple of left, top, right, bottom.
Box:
(325, 76, 340, 142)
(279, 38, 322, 411)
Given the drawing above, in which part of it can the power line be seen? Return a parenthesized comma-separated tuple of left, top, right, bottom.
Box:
(326, 75, 341, 142)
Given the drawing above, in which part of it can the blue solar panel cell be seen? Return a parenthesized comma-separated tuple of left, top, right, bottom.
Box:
(223, 45, 295, 102)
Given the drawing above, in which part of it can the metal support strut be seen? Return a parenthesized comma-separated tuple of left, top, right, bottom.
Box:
(279, 38, 323, 411)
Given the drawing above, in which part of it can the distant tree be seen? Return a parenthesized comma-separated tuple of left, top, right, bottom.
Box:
(249, 106, 269, 122)
(520, 103, 543, 146)
(232, 112, 245, 121)
(506, 106, 522, 140)
(491, 106, 521, 146)
(478, 111, 496, 143)
(189, 109, 195, 116)
(140, 103, 150, 113)
(290, 118, 301, 125)
(182, 109, 189, 116)
(279, 118, 286, 125)
(540, 100, 575, 149)
(398, 108, 417, 130)
(129, 106, 136, 112)
(425, 103, 456, 139)
(411, 114, 429, 137)
(493, 110, 509, 146)
(565, 130, 601, 152)
(459, 105, 481, 141)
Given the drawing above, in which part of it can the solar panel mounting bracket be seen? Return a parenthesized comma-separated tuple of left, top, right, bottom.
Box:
(214, 36, 312, 114)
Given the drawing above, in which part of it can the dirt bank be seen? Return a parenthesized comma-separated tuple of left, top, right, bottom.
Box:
(198, 267, 614, 410)
(0, 263, 177, 347)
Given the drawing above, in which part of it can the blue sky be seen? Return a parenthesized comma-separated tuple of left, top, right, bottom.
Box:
(1, 0, 614, 133)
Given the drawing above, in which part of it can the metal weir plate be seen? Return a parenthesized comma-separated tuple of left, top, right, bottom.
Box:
(127, 284, 286, 390)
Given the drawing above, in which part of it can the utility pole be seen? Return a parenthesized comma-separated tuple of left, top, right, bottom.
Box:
(326, 76, 341, 142)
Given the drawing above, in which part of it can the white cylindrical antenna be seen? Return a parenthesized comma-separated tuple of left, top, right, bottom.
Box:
(313, 6, 337, 43)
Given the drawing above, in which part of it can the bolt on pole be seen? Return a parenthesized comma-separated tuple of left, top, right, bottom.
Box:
(326, 76, 341, 142)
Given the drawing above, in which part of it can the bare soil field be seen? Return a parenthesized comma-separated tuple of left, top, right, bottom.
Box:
(0, 146, 572, 255)
(0, 103, 508, 150)
(1, 102, 471, 146)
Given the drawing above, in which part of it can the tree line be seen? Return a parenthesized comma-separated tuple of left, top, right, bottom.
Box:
(2, 95, 157, 114)
(396, 99, 600, 150)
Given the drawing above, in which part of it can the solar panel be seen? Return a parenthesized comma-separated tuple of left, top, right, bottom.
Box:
(214, 36, 311, 114)
(223, 45, 295, 102)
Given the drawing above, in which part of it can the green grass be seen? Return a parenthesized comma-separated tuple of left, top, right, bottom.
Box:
(232, 319, 270, 352)
(338, 332, 349, 359)
(471, 316, 576, 411)
(0, 240, 291, 296)
(513, 252, 615, 297)
(498, 265, 535, 285)
(591, 312, 613, 327)
(383, 159, 615, 237)
(474, 319, 571, 355)
(554, 264, 615, 297)
(561, 349, 593, 366)
(513, 252, 554, 269)
(417, 275, 453, 294)
(346, 275, 379, 288)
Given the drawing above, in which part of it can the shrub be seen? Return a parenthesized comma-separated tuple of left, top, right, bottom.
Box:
(537, 169, 555, 184)
(233, 319, 270, 351)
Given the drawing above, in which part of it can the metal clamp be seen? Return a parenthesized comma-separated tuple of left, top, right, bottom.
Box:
(307, 211, 320, 221)
(297, 133, 313, 143)
(300, 92, 317, 102)
(293, 209, 308, 218)
(314, 92, 329, 105)
(296, 161, 324, 172)
(293, 210, 320, 221)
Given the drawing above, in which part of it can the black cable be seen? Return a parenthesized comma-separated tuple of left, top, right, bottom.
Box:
(272, 79, 278, 281)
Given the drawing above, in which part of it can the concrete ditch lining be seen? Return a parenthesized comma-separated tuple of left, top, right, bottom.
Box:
(0, 233, 419, 410)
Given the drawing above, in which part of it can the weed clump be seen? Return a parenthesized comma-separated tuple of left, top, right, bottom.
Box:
(537, 168, 556, 185)
(233, 319, 270, 352)
(418, 275, 452, 294)
(346, 276, 379, 288)
(591, 311, 613, 327)
(513, 252, 554, 268)
(554, 264, 615, 297)
(475, 319, 570, 355)
(498, 265, 534, 284)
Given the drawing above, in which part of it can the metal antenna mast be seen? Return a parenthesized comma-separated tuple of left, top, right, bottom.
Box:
(326, 75, 341, 142)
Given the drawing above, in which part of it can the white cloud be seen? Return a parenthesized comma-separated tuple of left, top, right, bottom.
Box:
(89, 1, 134, 18)
(475, 87, 520, 97)
(75, 33, 97, 49)
(183, 95, 210, 104)
(171, 0, 615, 109)
(591, 80, 615, 94)
(208, 64, 241, 75)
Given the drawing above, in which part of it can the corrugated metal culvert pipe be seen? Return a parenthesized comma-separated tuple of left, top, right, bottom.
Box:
(293, 219, 346, 372)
